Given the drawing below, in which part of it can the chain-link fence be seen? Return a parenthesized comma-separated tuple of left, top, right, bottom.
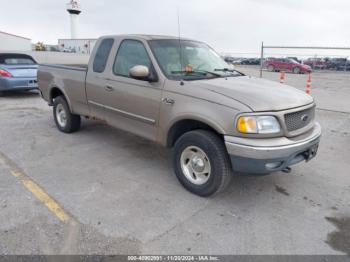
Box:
(258, 44, 350, 77)
(221, 45, 350, 77)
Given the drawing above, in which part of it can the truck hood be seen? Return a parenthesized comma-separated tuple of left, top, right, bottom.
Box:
(189, 76, 314, 112)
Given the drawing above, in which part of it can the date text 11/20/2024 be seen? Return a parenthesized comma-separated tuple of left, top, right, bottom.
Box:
(127, 255, 220, 261)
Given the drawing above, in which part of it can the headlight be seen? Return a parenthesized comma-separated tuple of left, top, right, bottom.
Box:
(237, 116, 280, 134)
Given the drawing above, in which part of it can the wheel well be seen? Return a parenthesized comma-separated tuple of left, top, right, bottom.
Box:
(50, 87, 64, 104)
(166, 119, 222, 148)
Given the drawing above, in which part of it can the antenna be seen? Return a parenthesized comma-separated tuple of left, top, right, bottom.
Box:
(177, 8, 184, 72)
(177, 8, 181, 40)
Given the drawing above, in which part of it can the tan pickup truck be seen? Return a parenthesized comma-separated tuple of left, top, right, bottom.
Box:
(38, 35, 321, 196)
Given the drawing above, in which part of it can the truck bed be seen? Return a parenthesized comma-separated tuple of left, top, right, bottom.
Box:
(38, 64, 89, 116)
(40, 64, 88, 70)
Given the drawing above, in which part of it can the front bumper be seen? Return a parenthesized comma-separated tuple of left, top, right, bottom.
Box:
(225, 122, 321, 174)
(0, 77, 38, 91)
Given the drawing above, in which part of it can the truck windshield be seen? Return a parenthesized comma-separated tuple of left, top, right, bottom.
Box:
(148, 39, 241, 80)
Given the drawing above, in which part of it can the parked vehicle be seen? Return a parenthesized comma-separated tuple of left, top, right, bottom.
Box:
(223, 57, 246, 65)
(303, 58, 327, 70)
(38, 35, 321, 197)
(231, 58, 245, 65)
(241, 58, 261, 65)
(287, 57, 301, 64)
(62, 48, 75, 53)
(265, 58, 312, 74)
(0, 53, 38, 94)
(223, 56, 235, 64)
(326, 58, 350, 71)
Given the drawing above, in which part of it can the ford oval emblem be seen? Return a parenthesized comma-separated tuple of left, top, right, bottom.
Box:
(301, 114, 309, 122)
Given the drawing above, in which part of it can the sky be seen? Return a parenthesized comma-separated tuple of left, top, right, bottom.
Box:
(2, 0, 350, 57)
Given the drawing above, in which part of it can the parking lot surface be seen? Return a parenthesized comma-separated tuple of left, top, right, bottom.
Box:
(0, 68, 349, 255)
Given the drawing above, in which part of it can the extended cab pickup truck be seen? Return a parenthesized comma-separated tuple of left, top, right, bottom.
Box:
(38, 35, 321, 196)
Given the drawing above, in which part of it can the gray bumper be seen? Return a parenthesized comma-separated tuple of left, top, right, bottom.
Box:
(225, 122, 321, 174)
(0, 77, 38, 91)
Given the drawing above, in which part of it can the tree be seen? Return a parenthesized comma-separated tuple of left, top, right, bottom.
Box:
(35, 42, 46, 51)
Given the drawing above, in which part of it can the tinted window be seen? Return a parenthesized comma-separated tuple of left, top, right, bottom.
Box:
(93, 38, 114, 73)
(113, 40, 151, 77)
(0, 54, 36, 65)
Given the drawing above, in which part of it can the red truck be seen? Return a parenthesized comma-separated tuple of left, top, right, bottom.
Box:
(265, 58, 312, 74)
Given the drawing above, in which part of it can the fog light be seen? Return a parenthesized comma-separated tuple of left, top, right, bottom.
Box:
(265, 161, 283, 169)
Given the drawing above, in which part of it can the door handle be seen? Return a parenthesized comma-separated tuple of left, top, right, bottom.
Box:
(105, 85, 114, 92)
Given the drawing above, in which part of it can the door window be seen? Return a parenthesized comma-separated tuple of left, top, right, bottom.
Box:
(113, 40, 152, 77)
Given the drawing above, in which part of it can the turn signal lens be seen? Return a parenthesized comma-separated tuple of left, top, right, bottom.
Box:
(237, 116, 258, 133)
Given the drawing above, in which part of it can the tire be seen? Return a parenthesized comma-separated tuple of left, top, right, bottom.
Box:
(173, 130, 232, 197)
(293, 67, 301, 74)
(267, 65, 275, 72)
(53, 96, 81, 133)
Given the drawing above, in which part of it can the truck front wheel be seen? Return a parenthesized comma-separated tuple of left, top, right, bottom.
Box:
(173, 130, 232, 197)
(53, 96, 81, 133)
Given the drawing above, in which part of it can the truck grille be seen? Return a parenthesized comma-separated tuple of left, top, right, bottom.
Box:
(284, 106, 315, 132)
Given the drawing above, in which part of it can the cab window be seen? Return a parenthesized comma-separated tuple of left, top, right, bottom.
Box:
(93, 38, 114, 73)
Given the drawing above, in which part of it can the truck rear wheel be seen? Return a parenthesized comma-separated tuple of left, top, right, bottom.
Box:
(53, 96, 81, 133)
(173, 130, 232, 197)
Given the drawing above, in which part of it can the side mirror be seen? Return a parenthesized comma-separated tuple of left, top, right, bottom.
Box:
(129, 65, 151, 81)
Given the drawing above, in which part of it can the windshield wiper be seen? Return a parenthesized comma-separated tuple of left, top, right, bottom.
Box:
(171, 70, 221, 78)
(214, 68, 244, 76)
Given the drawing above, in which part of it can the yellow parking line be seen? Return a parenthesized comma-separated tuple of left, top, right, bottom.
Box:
(10, 170, 70, 223)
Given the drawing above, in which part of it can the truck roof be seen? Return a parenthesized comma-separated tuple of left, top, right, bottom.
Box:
(100, 34, 196, 41)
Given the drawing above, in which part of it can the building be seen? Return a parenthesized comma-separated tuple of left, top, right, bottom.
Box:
(57, 1, 97, 54)
(58, 38, 97, 54)
(0, 31, 32, 51)
(66, 0, 82, 39)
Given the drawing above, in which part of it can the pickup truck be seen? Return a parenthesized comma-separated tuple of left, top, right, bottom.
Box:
(38, 35, 321, 197)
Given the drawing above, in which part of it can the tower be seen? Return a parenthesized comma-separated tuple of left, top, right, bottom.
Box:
(66, 0, 82, 39)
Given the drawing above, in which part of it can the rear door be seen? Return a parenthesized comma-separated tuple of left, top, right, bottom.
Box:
(85, 38, 115, 120)
(274, 58, 283, 70)
(280, 58, 291, 71)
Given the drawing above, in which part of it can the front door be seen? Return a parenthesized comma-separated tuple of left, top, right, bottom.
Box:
(102, 39, 162, 141)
